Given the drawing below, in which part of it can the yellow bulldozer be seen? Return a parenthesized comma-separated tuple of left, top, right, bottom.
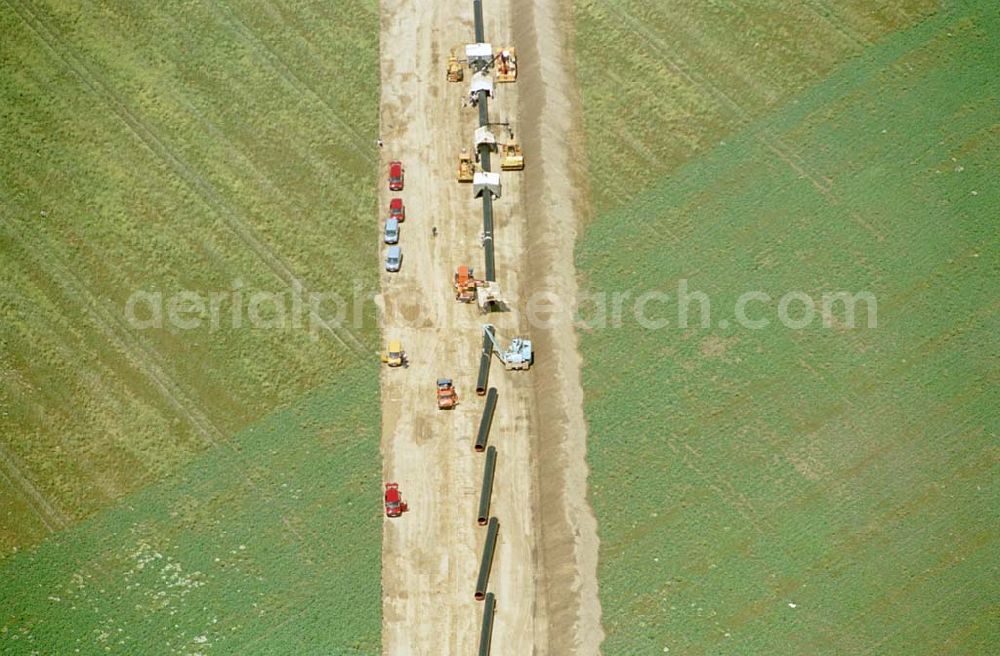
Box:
(500, 140, 524, 171)
(380, 340, 405, 367)
(457, 148, 475, 182)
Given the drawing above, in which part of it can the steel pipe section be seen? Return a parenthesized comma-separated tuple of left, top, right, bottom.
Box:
(473, 0, 485, 44)
(475, 517, 500, 600)
(476, 326, 495, 395)
(482, 195, 495, 281)
(477, 446, 498, 524)
(478, 91, 490, 127)
(476, 89, 496, 281)
(474, 387, 498, 452)
(475, 352, 491, 396)
(478, 592, 496, 655)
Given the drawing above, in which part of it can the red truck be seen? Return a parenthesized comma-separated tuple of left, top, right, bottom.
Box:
(388, 161, 404, 191)
(384, 482, 408, 518)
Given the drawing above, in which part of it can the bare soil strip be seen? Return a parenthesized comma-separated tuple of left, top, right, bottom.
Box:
(378, 0, 601, 652)
(512, 0, 604, 652)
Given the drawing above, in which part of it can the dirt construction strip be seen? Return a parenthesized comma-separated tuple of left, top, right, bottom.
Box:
(378, 0, 602, 653)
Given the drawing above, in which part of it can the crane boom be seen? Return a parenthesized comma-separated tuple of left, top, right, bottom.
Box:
(482, 323, 506, 362)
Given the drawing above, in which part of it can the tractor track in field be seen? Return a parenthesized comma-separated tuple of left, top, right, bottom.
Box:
(800, 0, 872, 48)
(0, 441, 68, 533)
(5, 0, 369, 360)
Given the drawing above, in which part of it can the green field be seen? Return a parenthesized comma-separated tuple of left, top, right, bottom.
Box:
(574, 0, 998, 653)
(0, 370, 380, 653)
(1, 0, 382, 652)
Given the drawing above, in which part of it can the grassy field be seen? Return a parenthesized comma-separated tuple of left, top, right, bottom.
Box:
(1, 0, 382, 652)
(574, 0, 938, 211)
(0, 369, 381, 654)
(574, 0, 998, 653)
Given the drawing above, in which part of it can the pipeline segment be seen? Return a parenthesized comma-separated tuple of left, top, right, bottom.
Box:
(476, 89, 496, 280)
(475, 517, 500, 600)
(478, 91, 490, 128)
(474, 388, 498, 452)
(476, 351, 491, 395)
(477, 446, 498, 524)
(473, 0, 485, 44)
(481, 195, 496, 281)
(478, 592, 496, 656)
(476, 326, 495, 395)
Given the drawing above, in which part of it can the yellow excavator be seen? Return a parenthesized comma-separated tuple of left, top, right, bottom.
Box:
(447, 52, 463, 82)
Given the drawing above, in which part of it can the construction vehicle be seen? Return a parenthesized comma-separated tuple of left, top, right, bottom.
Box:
(454, 266, 504, 312)
(436, 378, 458, 409)
(454, 264, 480, 302)
(475, 281, 504, 314)
(500, 140, 524, 170)
(495, 47, 517, 82)
(384, 483, 408, 517)
(381, 339, 405, 367)
(457, 149, 475, 183)
(447, 52, 464, 82)
(483, 323, 533, 370)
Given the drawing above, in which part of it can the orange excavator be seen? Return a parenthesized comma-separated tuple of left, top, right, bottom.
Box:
(454, 264, 505, 313)
(454, 264, 483, 302)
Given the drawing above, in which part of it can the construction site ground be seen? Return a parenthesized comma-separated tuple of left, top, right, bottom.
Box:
(377, 0, 601, 653)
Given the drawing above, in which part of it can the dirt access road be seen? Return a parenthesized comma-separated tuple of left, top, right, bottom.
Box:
(377, 0, 602, 653)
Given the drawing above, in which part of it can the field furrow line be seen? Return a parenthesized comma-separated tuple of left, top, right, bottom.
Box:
(596, 0, 751, 121)
(800, 0, 871, 49)
(206, 1, 375, 164)
(597, 0, 862, 213)
(3, 225, 226, 450)
(758, 136, 887, 240)
(0, 441, 69, 532)
(7, 226, 322, 549)
(759, 137, 833, 193)
(5, 0, 369, 359)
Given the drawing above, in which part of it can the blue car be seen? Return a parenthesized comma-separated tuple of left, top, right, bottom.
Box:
(385, 245, 402, 272)
(384, 218, 400, 244)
